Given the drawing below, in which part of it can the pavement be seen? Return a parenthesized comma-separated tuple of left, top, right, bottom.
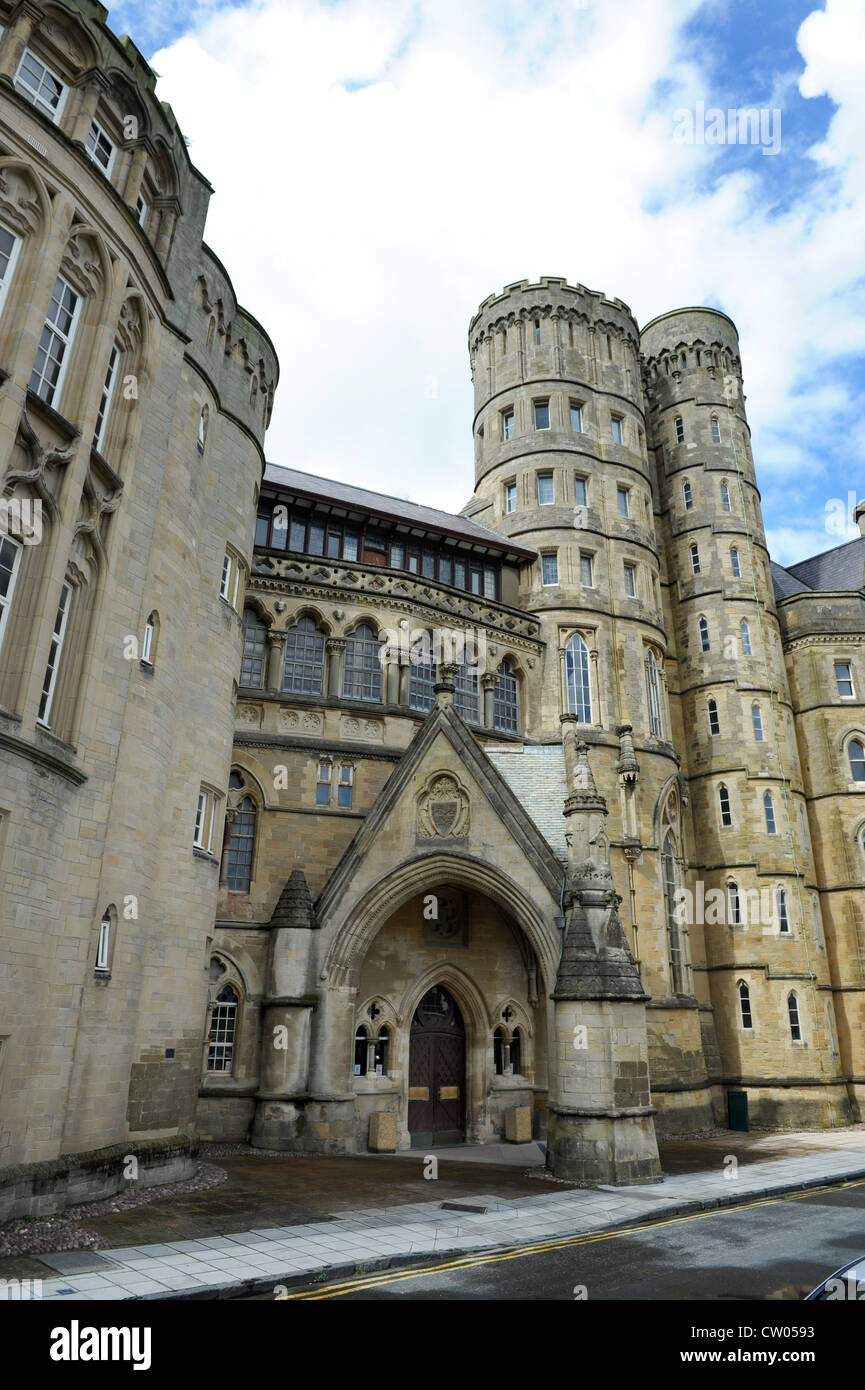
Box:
(4, 1125, 865, 1301)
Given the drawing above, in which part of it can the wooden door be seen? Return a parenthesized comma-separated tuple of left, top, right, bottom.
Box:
(408, 986, 466, 1146)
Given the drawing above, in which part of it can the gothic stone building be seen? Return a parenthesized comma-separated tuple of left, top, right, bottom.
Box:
(1, 5, 864, 1217)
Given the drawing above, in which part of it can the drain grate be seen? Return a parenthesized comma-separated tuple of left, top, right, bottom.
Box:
(440, 1202, 488, 1214)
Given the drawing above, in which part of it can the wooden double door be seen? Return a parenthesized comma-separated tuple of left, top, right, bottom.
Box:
(408, 986, 465, 1147)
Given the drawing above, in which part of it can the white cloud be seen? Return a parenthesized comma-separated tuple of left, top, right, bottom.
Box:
(146, 0, 865, 555)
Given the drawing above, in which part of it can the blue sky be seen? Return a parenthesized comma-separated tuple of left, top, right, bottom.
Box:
(107, 0, 865, 565)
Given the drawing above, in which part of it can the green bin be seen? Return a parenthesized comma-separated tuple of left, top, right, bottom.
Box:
(728, 1089, 749, 1131)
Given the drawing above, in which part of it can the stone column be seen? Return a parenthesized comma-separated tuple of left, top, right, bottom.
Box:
(326, 638, 345, 697)
(266, 631, 285, 692)
(70, 79, 102, 146)
(397, 656, 411, 706)
(386, 659, 400, 705)
(482, 672, 497, 728)
(124, 144, 149, 210)
(0, 4, 40, 79)
(590, 648, 604, 727)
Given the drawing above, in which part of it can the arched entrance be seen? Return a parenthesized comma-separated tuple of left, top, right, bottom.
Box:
(408, 985, 466, 1146)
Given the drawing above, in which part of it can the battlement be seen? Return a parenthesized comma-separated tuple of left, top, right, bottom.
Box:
(469, 277, 638, 350)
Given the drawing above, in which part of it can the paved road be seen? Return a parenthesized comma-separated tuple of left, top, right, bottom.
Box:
(269, 1179, 865, 1300)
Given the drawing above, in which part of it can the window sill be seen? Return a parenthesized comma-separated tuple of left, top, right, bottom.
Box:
(94, 969, 111, 981)
(193, 846, 219, 864)
(139, 659, 154, 674)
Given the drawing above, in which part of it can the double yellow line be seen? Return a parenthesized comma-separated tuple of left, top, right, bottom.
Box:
(279, 1174, 865, 1299)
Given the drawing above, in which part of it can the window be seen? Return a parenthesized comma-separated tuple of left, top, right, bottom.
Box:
(226, 797, 256, 890)
(740, 619, 752, 655)
(708, 699, 720, 736)
(14, 49, 66, 120)
(570, 402, 583, 432)
(493, 1027, 505, 1076)
(0, 223, 21, 315)
(580, 553, 594, 588)
(728, 881, 741, 925)
(699, 616, 710, 652)
(663, 834, 684, 992)
(623, 562, 636, 598)
(731, 546, 741, 577)
(720, 481, 732, 512)
(574, 476, 587, 507)
(848, 739, 865, 783)
(505, 482, 517, 513)
(537, 473, 554, 505)
(534, 318, 541, 345)
(240, 608, 267, 687)
(37, 581, 71, 725)
(373, 1027, 389, 1075)
(777, 889, 789, 934)
(208, 986, 238, 1072)
(454, 664, 480, 725)
(136, 194, 148, 226)
(674, 416, 684, 443)
(764, 791, 777, 834)
(541, 553, 558, 586)
(565, 634, 592, 722)
(711, 415, 721, 444)
(93, 345, 119, 452)
(30, 276, 79, 406)
(534, 400, 550, 431)
(835, 662, 855, 698)
(510, 1028, 522, 1075)
(752, 703, 764, 741)
(646, 651, 663, 737)
(682, 480, 693, 510)
(342, 623, 382, 702)
(85, 119, 115, 174)
(96, 911, 111, 971)
(0, 535, 22, 657)
(788, 992, 801, 1042)
(494, 659, 519, 733)
(690, 543, 700, 575)
(198, 405, 208, 451)
(617, 486, 630, 518)
(141, 611, 156, 667)
(337, 764, 354, 807)
(502, 408, 515, 440)
(719, 783, 732, 827)
(610, 415, 624, 445)
(219, 551, 241, 610)
(316, 761, 332, 806)
(193, 788, 217, 851)
(283, 616, 326, 695)
(354, 1027, 368, 1076)
(739, 981, 752, 1029)
(409, 641, 437, 713)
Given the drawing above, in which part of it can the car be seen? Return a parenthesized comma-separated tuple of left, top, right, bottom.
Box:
(805, 1257, 865, 1300)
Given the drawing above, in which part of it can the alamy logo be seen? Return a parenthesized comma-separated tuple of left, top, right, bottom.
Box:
(673, 102, 782, 156)
(0, 496, 42, 544)
(49, 1321, 152, 1371)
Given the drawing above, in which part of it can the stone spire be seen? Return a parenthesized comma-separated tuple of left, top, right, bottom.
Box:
(268, 869, 316, 930)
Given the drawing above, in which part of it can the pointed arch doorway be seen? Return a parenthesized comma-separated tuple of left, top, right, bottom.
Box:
(408, 985, 466, 1147)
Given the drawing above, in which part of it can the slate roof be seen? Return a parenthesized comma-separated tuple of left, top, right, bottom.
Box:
(486, 745, 569, 863)
(771, 537, 865, 600)
(263, 464, 537, 562)
(770, 560, 810, 599)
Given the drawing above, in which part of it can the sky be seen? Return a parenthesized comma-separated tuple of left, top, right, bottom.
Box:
(106, 0, 865, 567)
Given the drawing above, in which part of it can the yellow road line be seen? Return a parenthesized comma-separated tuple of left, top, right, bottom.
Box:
(280, 1175, 865, 1299)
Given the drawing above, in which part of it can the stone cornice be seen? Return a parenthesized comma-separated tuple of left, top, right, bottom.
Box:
(0, 726, 87, 786)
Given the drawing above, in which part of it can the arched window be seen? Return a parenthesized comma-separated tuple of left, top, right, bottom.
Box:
(408, 632, 437, 712)
(730, 546, 741, 577)
(284, 615, 326, 695)
(728, 880, 741, 926)
(96, 908, 113, 972)
(511, 1027, 523, 1075)
(240, 607, 267, 687)
(711, 415, 721, 444)
(493, 1026, 505, 1076)
(454, 663, 480, 725)
(738, 981, 752, 1029)
(663, 833, 685, 993)
(353, 1027, 369, 1076)
(719, 783, 732, 827)
(699, 616, 710, 652)
(373, 1027, 389, 1075)
(646, 650, 663, 737)
(342, 622, 382, 702)
(690, 542, 701, 574)
(788, 992, 801, 1042)
(207, 985, 238, 1072)
(0, 535, 22, 659)
(720, 481, 732, 512)
(764, 791, 777, 834)
(141, 610, 157, 666)
(565, 634, 592, 722)
(776, 888, 789, 934)
(752, 703, 764, 741)
(494, 659, 520, 733)
(848, 738, 865, 783)
(674, 415, 684, 443)
(682, 479, 693, 510)
(740, 619, 752, 655)
(226, 796, 256, 892)
(198, 404, 209, 451)
(93, 342, 120, 452)
(708, 699, 720, 736)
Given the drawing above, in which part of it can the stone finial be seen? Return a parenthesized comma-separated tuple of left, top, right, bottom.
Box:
(269, 869, 316, 929)
(615, 723, 639, 785)
(434, 661, 457, 708)
(855, 499, 865, 539)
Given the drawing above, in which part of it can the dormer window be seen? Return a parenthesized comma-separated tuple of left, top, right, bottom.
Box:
(14, 49, 66, 122)
(86, 119, 115, 175)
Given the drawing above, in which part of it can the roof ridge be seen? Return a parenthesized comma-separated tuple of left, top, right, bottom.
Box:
(788, 532, 865, 574)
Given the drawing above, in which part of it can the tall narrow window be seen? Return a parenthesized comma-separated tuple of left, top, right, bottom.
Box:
(720, 481, 732, 511)
(617, 486, 630, 518)
(739, 981, 752, 1029)
(764, 791, 777, 834)
(93, 345, 119, 452)
(719, 783, 732, 827)
(565, 634, 592, 722)
(373, 1027, 389, 1075)
(788, 992, 801, 1042)
(354, 1027, 369, 1076)
(699, 616, 710, 652)
(534, 318, 541, 345)
(510, 1028, 522, 1075)
(494, 659, 519, 733)
(136, 194, 148, 226)
(38, 582, 71, 725)
(502, 408, 515, 440)
(711, 415, 721, 444)
(226, 797, 256, 891)
(534, 400, 550, 430)
(610, 416, 624, 445)
(342, 623, 382, 702)
(219, 552, 241, 610)
(740, 619, 752, 655)
(663, 834, 684, 993)
(537, 472, 554, 504)
(0, 535, 22, 657)
(682, 479, 693, 510)
(690, 543, 700, 575)
(30, 276, 79, 406)
(283, 615, 325, 695)
(0, 224, 20, 315)
(777, 889, 789, 934)
(708, 699, 720, 736)
(493, 1027, 505, 1075)
(623, 562, 637, 597)
(580, 553, 594, 588)
(96, 911, 111, 971)
(570, 402, 583, 432)
(208, 986, 238, 1072)
(730, 546, 741, 577)
(674, 416, 684, 443)
(14, 49, 66, 119)
(316, 761, 332, 806)
(574, 476, 587, 507)
(646, 650, 663, 737)
(193, 788, 215, 851)
(337, 764, 354, 807)
(849, 739, 865, 782)
(541, 553, 558, 586)
(505, 482, 517, 513)
(454, 664, 480, 725)
(728, 881, 741, 925)
(240, 607, 267, 687)
(409, 635, 437, 712)
(835, 661, 855, 698)
(752, 703, 764, 741)
(85, 119, 115, 174)
(141, 611, 156, 667)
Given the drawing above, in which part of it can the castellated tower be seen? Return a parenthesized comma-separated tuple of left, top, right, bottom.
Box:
(641, 310, 849, 1128)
